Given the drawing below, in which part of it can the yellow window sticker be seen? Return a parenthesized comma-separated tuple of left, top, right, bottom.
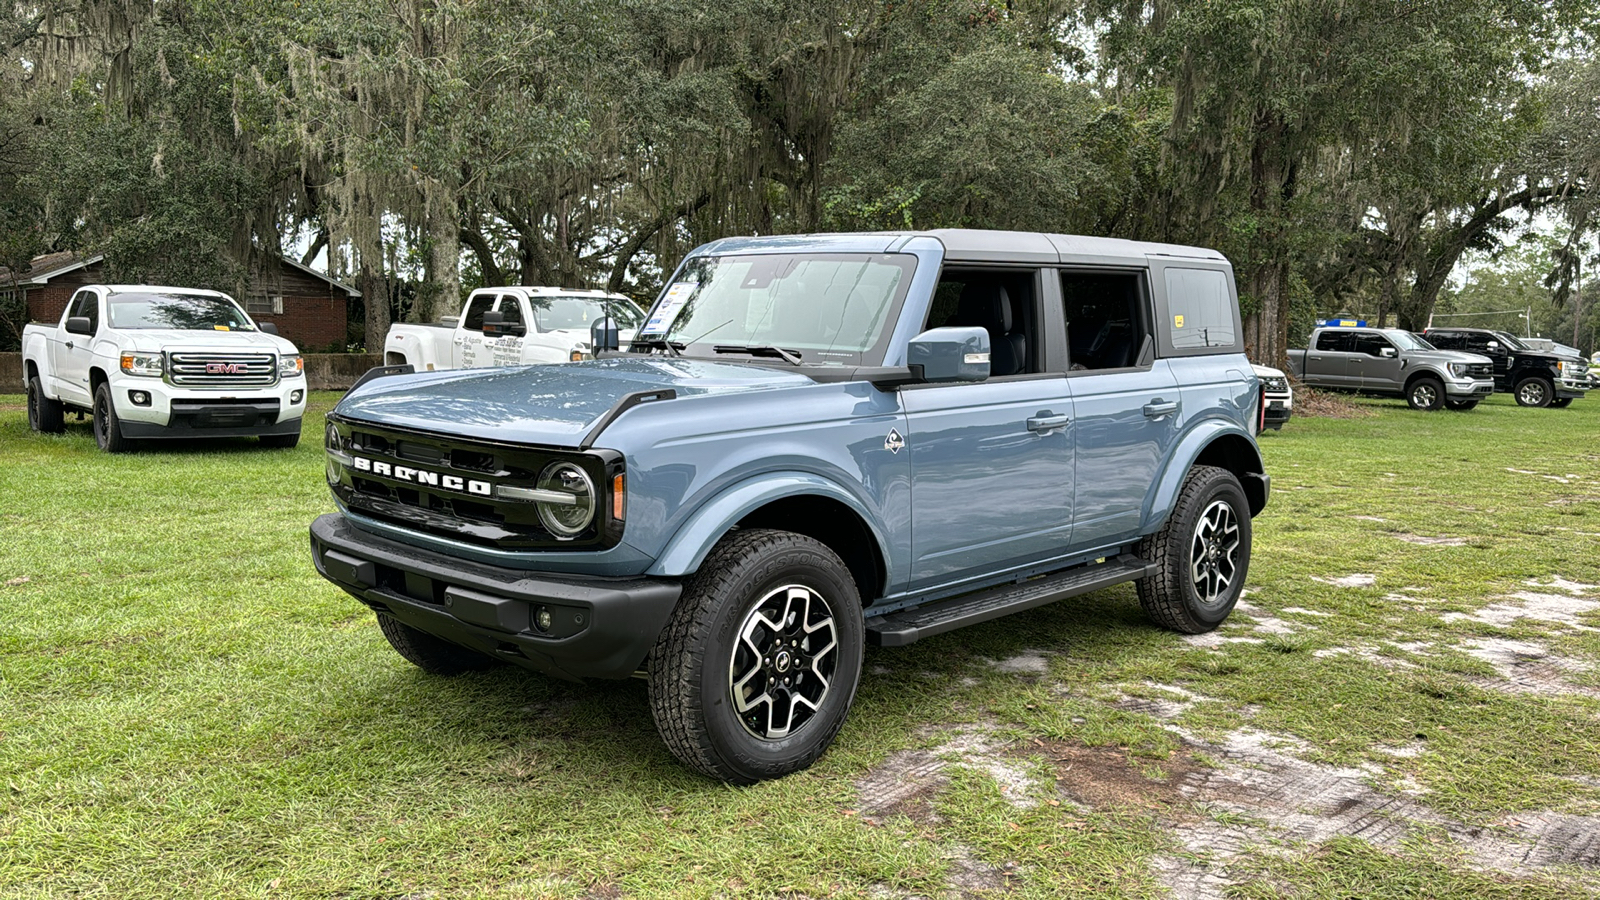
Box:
(1173, 314, 1184, 329)
(214, 325, 230, 331)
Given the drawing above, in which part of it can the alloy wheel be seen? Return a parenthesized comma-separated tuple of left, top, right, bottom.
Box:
(1412, 383, 1437, 408)
(1518, 381, 1547, 406)
(729, 584, 838, 740)
(1189, 499, 1240, 607)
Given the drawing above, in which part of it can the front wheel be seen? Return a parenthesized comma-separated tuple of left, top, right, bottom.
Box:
(647, 529, 864, 784)
(1445, 399, 1479, 411)
(1136, 465, 1252, 634)
(27, 375, 65, 433)
(1406, 377, 1445, 411)
(92, 383, 134, 453)
(1550, 397, 1573, 409)
(1514, 376, 1554, 408)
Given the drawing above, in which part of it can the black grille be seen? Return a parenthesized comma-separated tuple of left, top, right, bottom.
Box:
(168, 352, 277, 387)
(326, 416, 622, 551)
(1467, 363, 1492, 378)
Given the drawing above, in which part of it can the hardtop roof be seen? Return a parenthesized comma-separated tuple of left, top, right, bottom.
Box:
(694, 228, 1227, 266)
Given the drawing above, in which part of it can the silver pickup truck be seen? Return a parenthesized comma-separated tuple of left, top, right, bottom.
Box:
(1286, 326, 1494, 411)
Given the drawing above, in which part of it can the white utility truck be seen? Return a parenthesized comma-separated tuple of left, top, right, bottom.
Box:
(383, 286, 644, 372)
(22, 284, 307, 451)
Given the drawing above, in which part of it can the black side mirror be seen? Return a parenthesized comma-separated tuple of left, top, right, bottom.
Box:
(65, 316, 93, 336)
(481, 310, 505, 336)
(259, 322, 279, 335)
(590, 316, 621, 353)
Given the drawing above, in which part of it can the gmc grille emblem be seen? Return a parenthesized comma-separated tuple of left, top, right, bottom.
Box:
(207, 363, 247, 374)
(350, 456, 491, 495)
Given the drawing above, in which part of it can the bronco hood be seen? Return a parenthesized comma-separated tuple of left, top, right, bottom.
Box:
(333, 357, 815, 447)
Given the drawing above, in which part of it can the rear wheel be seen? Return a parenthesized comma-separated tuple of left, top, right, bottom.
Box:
(1136, 466, 1252, 634)
(1514, 376, 1554, 408)
(647, 528, 863, 784)
(1550, 397, 1573, 409)
(376, 614, 498, 675)
(27, 375, 65, 433)
(1444, 399, 1479, 411)
(1406, 377, 1444, 411)
(92, 382, 134, 453)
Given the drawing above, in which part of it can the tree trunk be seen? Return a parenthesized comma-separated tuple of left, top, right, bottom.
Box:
(420, 185, 460, 323)
(354, 186, 388, 353)
(1246, 115, 1294, 369)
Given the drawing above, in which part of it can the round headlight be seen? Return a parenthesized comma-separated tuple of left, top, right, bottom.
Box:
(536, 461, 596, 538)
(325, 423, 340, 449)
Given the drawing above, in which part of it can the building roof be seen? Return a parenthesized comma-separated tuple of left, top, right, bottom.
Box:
(0, 250, 359, 297)
(0, 252, 104, 285)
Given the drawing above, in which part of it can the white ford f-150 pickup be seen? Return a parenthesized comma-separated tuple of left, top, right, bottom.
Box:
(384, 286, 645, 372)
(22, 284, 307, 451)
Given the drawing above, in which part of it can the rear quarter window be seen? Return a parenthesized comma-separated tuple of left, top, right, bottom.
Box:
(1164, 267, 1238, 353)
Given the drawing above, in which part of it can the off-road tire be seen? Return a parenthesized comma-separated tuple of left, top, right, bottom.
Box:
(647, 528, 864, 784)
(260, 432, 301, 449)
(376, 614, 498, 675)
(1550, 397, 1573, 409)
(1406, 376, 1445, 411)
(27, 375, 65, 433)
(1444, 399, 1479, 411)
(92, 382, 134, 453)
(1514, 376, 1554, 408)
(1136, 465, 1252, 635)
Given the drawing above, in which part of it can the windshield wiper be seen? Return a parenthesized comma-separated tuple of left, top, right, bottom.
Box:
(714, 344, 804, 365)
(631, 337, 684, 357)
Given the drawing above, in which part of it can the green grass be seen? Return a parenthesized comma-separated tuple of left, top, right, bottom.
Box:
(1, 391, 1598, 898)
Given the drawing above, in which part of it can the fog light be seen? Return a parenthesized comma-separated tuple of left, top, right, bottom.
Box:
(535, 607, 553, 632)
(128, 390, 151, 406)
(291, 389, 304, 404)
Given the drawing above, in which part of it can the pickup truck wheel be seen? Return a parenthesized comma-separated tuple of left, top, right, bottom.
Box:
(1550, 397, 1573, 408)
(1444, 399, 1479, 411)
(27, 375, 65, 433)
(92, 383, 135, 453)
(1136, 465, 1251, 634)
(1514, 376, 1553, 407)
(375, 614, 499, 675)
(1406, 377, 1444, 411)
(260, 432, 300, 449)
(647, 528, 864, 784)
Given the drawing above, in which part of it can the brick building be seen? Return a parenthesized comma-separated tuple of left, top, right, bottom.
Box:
(2, 252, 359, 350)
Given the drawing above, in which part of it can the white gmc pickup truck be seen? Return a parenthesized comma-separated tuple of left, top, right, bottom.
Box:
(22, 284, 307, 452)
(383, 286, 644, 372)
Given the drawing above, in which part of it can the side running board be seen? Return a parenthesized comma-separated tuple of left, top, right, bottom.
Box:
(865, 554, 1155, 647)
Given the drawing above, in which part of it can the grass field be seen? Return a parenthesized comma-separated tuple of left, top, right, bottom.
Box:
(1, 390, 1598, 899)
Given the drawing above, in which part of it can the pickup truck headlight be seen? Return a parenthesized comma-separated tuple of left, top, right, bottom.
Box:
(278, 354, 304, 378)
(1449, 362, 1469, 378)
(120, 352, 163, 377)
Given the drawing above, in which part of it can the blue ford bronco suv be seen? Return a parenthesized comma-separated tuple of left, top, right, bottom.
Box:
(310, 229, 1269, 783)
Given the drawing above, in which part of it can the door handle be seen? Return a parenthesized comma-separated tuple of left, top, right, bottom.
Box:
(1026, 413, 1071, 433)
(1143, 399, 1180, 418)
(64, 341, 74, 349)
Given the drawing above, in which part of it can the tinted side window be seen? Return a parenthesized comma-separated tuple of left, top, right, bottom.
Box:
(69, 291, 99, 332)
(461, 294, 494, 332)
(1061, 271, 1149, 370)
(1315, 331, 1352, 352)
(496, 296, 524, 329)
(926, 269, 1042, 376)
(1464, 334, 1492, 352)
(1427, 332, 1460, 349)
(1165, 268, 1236, 350)
(1352, 333, 1392, 356)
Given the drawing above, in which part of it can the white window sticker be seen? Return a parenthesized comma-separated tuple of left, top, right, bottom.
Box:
(640, 282, 697, 336)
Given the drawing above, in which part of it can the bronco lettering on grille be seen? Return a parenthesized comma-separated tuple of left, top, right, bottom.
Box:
(351, 456, 492, 495)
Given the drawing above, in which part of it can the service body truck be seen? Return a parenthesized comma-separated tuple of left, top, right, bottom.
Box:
(384, 287, 645, 372)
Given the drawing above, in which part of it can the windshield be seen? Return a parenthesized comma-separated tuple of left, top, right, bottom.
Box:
(107, 292, 254, 331)
(1387, 330, 1432, 351)
(532, 296, 643, 331)
(1491, 331, 1529, 350)
(638, 252, 917, 365)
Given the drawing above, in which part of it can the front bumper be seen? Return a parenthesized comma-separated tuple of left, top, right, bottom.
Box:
(1262, 395, 1291, 430)
(1446, 378, 1496, 398)
(310, 513, 681, 681)
(113, 375, 307, 437)
(1556, 378, 1587, 400)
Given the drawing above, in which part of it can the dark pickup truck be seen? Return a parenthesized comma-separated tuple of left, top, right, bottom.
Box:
(1421, 328, 1588, 408)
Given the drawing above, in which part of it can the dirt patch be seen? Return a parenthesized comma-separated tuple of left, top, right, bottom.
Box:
(1442, 592, 1599, 630)
(1034, 740, 1203, 812)
(984, 650, 1051, 675)
(857, 725, 1041, 822)
(1314, 573, 1377, 588)
(1293, 387, 1377, 418)
(1462, 638, 1600, 700)
(1394, 533, 1470, 546)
